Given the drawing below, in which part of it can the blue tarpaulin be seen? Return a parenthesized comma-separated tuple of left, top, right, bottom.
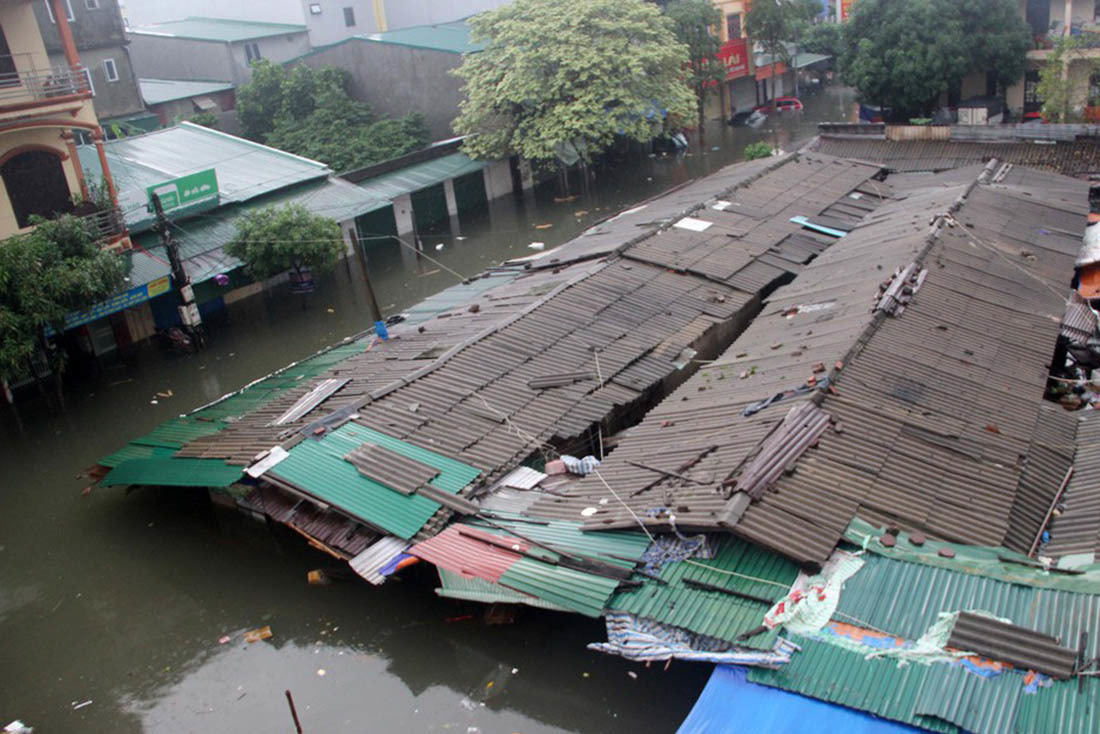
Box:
(678, 666, 923, 734)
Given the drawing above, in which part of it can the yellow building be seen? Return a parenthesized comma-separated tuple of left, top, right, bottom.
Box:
(0, 0, 127, 247)
(710, 1, 758, 121)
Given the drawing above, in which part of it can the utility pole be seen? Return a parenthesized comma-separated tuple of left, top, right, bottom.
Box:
(348, 226, 383, 324)
(151, 193, 206, 350)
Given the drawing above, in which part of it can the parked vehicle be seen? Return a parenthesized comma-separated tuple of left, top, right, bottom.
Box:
(755, 96, 803, 114)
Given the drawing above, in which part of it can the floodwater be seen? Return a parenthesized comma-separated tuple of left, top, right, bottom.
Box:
(0, 88, 855, 733)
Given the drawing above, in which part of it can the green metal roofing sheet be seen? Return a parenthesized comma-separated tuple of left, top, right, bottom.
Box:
(139, 78, 234, 105)
(130, 417, 225, 449)
(845, 517, 1100, 593)
(77, 123, 331, 233)
(608, 536, 798, 648)
(358, 20, 481, 54)
(1015, 676, 1100, 734)
(498, 556, 621, 618)
(128, 17, 307, 42)
(98, 444, 177, 469)
(267, 422, 481, 539)
(470, 513, 650, 569)
(835, 554, 1100, 663)
(99, 457, 243, 488)
(911, 664, 1024, 734)
(355, 153, 485, 202)
(436, 568, 571, 612)
(746, 638, 959, 734)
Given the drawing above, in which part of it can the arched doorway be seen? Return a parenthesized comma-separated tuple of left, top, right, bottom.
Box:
(2, 149, 74, 228)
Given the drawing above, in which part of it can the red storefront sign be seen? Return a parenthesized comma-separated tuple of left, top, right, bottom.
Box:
(718, 38, 750, 81)
(841, 0, 857, 20)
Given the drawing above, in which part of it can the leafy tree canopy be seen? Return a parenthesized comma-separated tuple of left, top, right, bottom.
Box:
(225, 204, 345, 282)
(1038, 36, 1100, 122)
(746, 0, 820, 66)
(236, 61, 428, 172)
(453, 0, 696, 165)
(0, 216, 125, 383)
(842, 0, 1031, 117)
(663, 0, 725, 130)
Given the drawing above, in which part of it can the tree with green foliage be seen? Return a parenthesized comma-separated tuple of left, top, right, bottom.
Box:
(187, 111, 219, 129)
(0, 216, 125, 404)
(842, 0, 1031, 118)
(225, 204, 344, 288)
(663, 0, 725, 137)
(801, 18, 844, 71)
(235, 61, 428, 172)
(452, 0, 696, 169)
(746, 0, 820, 101)
(1037, 36, 1100, 122)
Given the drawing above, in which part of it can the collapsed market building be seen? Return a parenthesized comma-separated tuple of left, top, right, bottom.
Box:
(96, 145, 1100, 732)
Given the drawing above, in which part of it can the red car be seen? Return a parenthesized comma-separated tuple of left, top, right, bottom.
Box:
(754, 97, 804, 114)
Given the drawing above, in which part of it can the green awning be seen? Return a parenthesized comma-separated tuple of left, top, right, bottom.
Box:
(100, 457, 243, 488)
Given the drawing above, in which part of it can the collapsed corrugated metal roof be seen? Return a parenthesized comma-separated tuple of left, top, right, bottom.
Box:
(532, 163, 1089, 566)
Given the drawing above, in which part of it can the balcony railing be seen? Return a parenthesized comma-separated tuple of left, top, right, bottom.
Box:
(79, 205, 127, 242)
(0, 54, 91, 104)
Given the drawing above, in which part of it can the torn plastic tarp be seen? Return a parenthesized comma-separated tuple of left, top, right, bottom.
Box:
(589, 612, 796, 666)
(764, 550, 864, 634)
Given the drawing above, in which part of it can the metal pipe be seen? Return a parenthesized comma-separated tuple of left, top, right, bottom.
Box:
(1028, 466, 1074, 558)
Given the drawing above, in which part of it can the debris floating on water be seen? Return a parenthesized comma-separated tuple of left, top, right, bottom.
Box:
(243, 626, 272, 643)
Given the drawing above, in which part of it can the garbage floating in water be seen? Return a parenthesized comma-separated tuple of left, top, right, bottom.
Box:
(243, 626, 272, 643)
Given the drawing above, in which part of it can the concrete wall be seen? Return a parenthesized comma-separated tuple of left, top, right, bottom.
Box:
(294, 40, 465, 139)
(127, 32, 310, 84)
(50, 45, 144, 119)
(303, 1, 379, 46)
(120, 0, 305, 27)
(34, 0, 127, 53)
(127, 35, 235, 83)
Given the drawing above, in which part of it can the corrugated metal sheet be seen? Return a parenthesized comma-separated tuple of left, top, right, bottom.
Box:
(359, 19, 480, 54)
(1048, 410, 1100, 557)
(128, 417, 224, 449)
(435, 568, 571, 611)
(835, 554, 1100, 663)
(128, 17, 307, 42)
(1015, 675, 1100, 734)
(99, 457, 242, 487)
(268, 423, 480, 539)
(409, 524, 527, 582)
(911, 664, 1022, 734)
(469, 513, 650, 568)
(355, 153, 485, 203)
(608, 536, 798, 647)
(139, 78, 235, 105)
(811, 137, 1100, 178)
(77, 123, 332, 233)
(97, 444, 177, 468)
(947, 612, 1078, 679)
(349, 536, 410, 584)
(747, 638, 959, 733)
(498, 556, 621, 617)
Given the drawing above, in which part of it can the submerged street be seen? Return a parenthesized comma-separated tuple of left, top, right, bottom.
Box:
(0, 91, 854, 732)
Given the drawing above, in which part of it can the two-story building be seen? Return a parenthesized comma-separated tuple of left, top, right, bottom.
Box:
(0, 0, 127, 248)
(126, 17, 311, 86)
(31, 0, 152, 134)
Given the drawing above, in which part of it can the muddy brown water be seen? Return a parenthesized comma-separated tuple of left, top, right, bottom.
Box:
(0, 88, 854, 732)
